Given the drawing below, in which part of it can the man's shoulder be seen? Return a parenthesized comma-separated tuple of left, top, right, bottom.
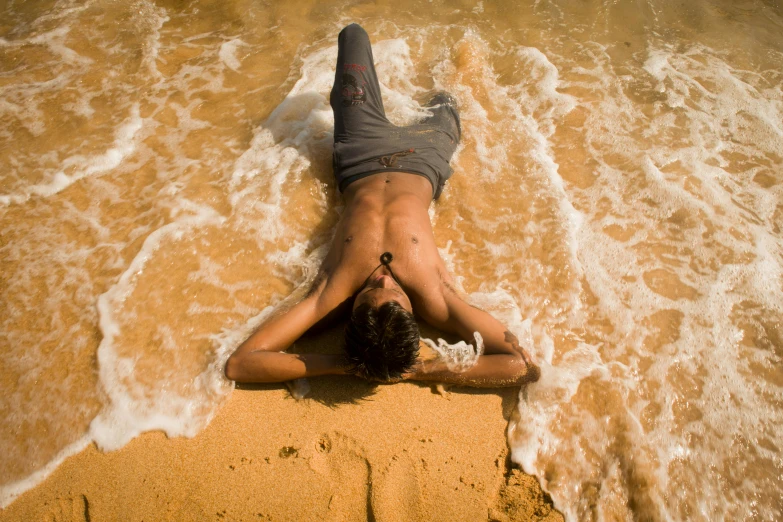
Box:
(408, 271, 454, 326)
(309, 263, 363, 305)
(300, 268, 356, 329)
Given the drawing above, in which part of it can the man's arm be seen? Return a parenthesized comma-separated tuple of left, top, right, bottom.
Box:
(224, 284, 349, 383)
(408, 352, 537, 388)
(413, 287, 540, 387)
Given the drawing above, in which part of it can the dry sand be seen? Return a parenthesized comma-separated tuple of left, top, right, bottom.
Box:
(1, 328, 561, 522)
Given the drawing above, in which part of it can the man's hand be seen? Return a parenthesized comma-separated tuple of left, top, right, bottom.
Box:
(503, 330, 541, 381)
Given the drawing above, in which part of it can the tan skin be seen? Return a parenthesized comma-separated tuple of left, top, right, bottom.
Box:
(224, 172, 540, 388)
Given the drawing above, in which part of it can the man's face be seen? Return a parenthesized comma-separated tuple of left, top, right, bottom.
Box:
(353, 271, 413, 313)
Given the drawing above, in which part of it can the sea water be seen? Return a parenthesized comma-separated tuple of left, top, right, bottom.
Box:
(1, 0, 781, 519)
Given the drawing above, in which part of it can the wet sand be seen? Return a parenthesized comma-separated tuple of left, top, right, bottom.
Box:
(1, 327, 560, 521)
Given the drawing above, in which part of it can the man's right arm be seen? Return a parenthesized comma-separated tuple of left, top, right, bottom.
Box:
(224, 284, 349, 383)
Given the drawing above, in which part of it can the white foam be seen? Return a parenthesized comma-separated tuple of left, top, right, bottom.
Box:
(29, 26, 93, 65)
(0, 436, 91, 508)
(219, 38, 248, 72)
(0, 92, 49, 139)
(91, 206, 228, 451)
(1, 104, 144, 206)
(373, 38, 431, 124)
(422, 332, 484, 372)
(508, 45, 583, 269)
(138, 1, 170, 78)
(506, 37, 783, 521)
(510, 343, 608, 517)
(227, 45, 336, 235)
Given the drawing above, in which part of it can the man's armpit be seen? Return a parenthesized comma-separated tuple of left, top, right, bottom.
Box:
(305, 270, 328, 298)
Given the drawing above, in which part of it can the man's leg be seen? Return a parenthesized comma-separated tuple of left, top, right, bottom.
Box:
(330, 24, 389, 141)
(419, 92, 461, 143)
(406, 92, 461, 199)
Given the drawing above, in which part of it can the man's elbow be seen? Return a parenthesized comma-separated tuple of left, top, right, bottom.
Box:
(224, 351, 287, 383)
(523, 362, 541, 384)
(224, 354, 244, 382)
(512, 356, 541, 386)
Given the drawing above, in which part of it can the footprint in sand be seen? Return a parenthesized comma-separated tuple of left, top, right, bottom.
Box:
(46, 494, 90, 522)
(308, 432, 425, 522)
(370, 454, 424, 521)
(309, 432, 371, 522)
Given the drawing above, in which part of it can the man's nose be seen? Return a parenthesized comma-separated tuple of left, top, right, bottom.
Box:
(379, 275, 395, 288)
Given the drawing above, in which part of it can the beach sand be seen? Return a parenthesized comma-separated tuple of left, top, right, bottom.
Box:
(1, 327, 560, 521)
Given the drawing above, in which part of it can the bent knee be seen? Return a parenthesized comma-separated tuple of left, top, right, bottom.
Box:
(339, 23, 370, 43)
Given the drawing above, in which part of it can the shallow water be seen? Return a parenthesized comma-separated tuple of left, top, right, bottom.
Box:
(1, 0, 782, 519)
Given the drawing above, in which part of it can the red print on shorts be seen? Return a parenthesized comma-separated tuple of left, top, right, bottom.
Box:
(341, 64, 367, 106)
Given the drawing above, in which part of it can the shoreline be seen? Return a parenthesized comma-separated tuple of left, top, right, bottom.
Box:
(1, 377, 560, 521)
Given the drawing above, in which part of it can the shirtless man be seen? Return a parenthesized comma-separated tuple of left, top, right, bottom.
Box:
(224, 24, 539, 388)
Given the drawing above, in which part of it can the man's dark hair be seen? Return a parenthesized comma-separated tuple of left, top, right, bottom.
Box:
(344, 301, 420, 381)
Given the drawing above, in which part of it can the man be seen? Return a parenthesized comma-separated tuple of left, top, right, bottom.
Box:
(224, 24, 539, 388)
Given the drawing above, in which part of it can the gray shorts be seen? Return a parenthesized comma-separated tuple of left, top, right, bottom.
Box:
(330, 24, 461, 199)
